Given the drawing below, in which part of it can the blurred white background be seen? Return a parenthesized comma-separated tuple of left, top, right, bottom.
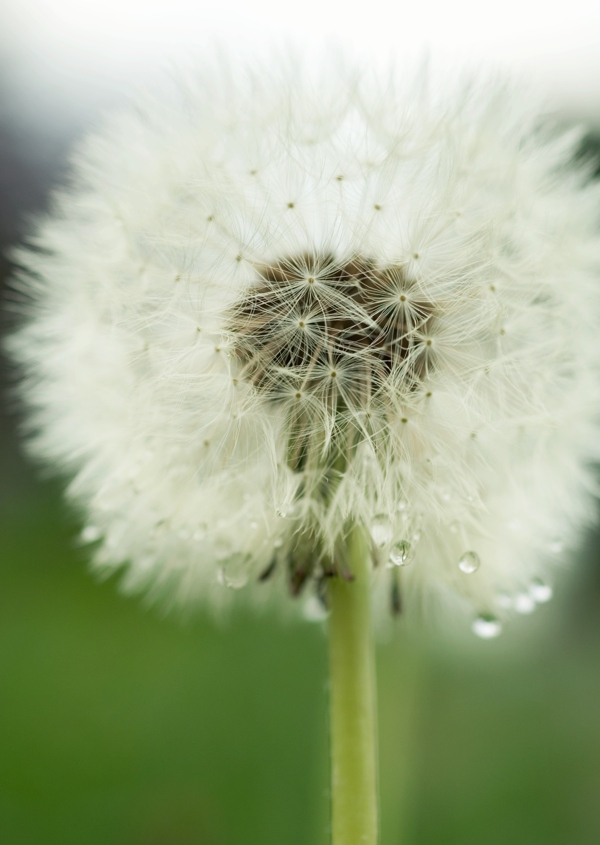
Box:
(2, 0, 600, 124)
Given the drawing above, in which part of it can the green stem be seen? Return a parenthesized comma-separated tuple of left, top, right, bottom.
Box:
(328, 525, 379, 845)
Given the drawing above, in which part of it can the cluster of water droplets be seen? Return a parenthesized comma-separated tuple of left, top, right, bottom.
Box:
(369, 509, 555, 635)
(81, 500, 560, 636)
(369, 504, 424, 618)
(495, 577, 553, 614)
(471, 577, 554, 639)
(451, 525, 558, 638)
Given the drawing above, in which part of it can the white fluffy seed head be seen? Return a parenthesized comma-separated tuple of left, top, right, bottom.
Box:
(8, 56, 600, 632)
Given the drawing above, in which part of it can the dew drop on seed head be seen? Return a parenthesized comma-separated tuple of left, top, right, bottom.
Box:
(81, 525, 101, 543)
(529, 578, 553, 603)
(397, 500, 408, 512)
(412, 529, 422, 544)
(303, 596, 329, 622)
(472, 614, 502, 639)
(514, 592, 536, 614)
(273, 537, 284, 549)
(388, 540, 411, 567)
(371, 514, 393, 548)
(548, 538, 564, 554)
(217, 566, 248, 589)
(458, 550, 480, 574)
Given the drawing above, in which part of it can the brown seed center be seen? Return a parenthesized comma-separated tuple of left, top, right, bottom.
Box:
(228, 253, 434, 406)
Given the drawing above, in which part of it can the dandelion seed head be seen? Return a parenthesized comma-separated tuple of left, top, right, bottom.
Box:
(8, 55, 600, 630)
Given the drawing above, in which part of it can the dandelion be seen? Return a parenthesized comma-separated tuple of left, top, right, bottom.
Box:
(7, 56, 600, 844)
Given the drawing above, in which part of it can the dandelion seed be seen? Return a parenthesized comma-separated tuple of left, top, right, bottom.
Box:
(7, 56, 600, 636)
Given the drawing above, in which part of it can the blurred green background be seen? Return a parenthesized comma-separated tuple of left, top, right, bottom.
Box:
(2, 14, 600, 845)
(3, 466, 600, 844)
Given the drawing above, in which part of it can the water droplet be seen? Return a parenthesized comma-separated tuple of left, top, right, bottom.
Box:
(529, 578, 553, 603)
(513, 592, 536, 614)
(371, 514, 393, 548)
(303, 596, 329, 622)
(472, 614, 502, 639)
(273, 538, 284, 549)
(548, 538, 564, 554)
(397, 500, 408, 512)
(411, 529, 422, 544)
(388, 540, 411, 567)
(81, 525, 101, 543)
(217, 566, 248, 590)
(459, 551, 480, 574)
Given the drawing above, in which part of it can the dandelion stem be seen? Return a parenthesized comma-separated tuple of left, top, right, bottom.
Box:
(328, 524, 378, 845)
